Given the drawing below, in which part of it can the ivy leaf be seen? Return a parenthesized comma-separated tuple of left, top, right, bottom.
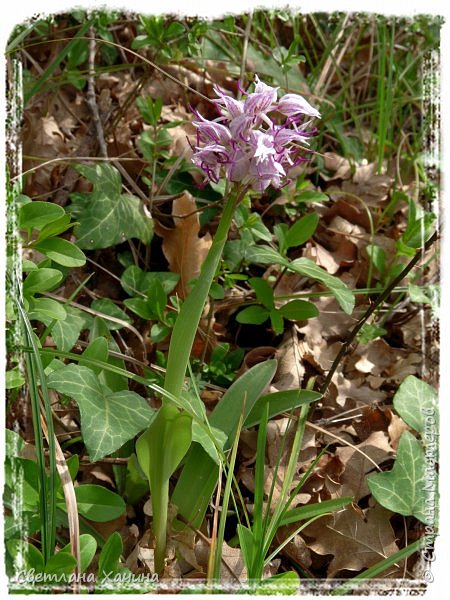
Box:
(44, 306, 87, 351)
(289, 257, 355, 314)
(367, 431, 431, 524)
(47, 364, 155, 461)
(69, 163, 153, 250)
(393, 375, 439, 434)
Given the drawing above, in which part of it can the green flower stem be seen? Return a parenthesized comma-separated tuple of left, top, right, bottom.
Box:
(163, 188, 241, 399)
(142, 187, 243, 574)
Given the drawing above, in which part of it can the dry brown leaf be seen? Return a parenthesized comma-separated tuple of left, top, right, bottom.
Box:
(154, 192, 212, 298)
(194, 538, 247, 583)
(275, 527, 312, 568)
(305, 504, 399, 577)
(335, 430, 393, 501)
(270, 329, 305, 392)
(322, 152, 352, 181)
(304, 242, 340, 274)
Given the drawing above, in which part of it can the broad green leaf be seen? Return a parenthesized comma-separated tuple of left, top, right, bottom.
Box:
(150, 323, 171, 342)
(249, 277, 274, 309)
(70, 484, 125, 522)
(125, 454, 149, 506)
(280, 496, 353, 526)
(6, 457, 40, 511)
(278, 299, 319, 321)
(91, 298, 132, 330)
(366, 244, 386, 273)
(367, 431, 432, 524)
(237, 524, 255, 573)
(121, 266, 179, 297)
(245, 245, 287, 267)
(393, 375, 438, 434)
(269, 309, 284, 335)
(79, 336, 109, 375)
(244, 389, 321, 428)
(5, 429, 25, 456)
(23, 267, 63, 295)
(7, 539, 44, 573)
(236, 305, 269, 325)
(408, 283, 431, 304)
(50, 306, 86, 351)
(172, 360, 277, 528)
(47, 364, 155, 461)
(98, 531, 123, 577)
(19, 201, 65, 230)
(69, 163, 153, 249)
(285, 213, 319, 249)
(191, 422, 226, 464)
(44, 550, 77, 576)
(89, 317, 127, 392)
(35, 213, 74, 243)
(5, 367, 25, 389)
(28, 297, 67, 321)
(33, 237, 86, 267)
(60, 534, 97, 573)
(136, 405, 192, 486)
(295, 190, 329, 203)
(254, 570, 300, 595)
(123, 297, 152, 320)
(289, 257, 355, 314)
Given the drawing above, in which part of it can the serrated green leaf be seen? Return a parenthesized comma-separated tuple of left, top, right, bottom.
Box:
(47, 364, 156, 461)
(19, 201, 65, 230)
(285, 213, 319, 249)
(289, 257, 355, 314)
(70, 163, 153, 249)
(278, 299, 319, 321)
(236, 305, 269, 325)
(393, 375, 438, 434)
(33, 237, 86, 267)
(367, 431, 433, 524)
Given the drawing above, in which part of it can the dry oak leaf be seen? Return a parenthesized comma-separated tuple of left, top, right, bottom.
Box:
(335, 430, 393, 501)
(305, 504, 399, 577)
(154, 192, 212, 298)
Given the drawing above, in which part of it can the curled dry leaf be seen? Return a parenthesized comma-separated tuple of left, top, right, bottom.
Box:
(154, 192, 212, 299)
(304, 504, 399, 577)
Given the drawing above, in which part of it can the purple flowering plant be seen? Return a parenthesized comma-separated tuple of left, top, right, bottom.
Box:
(191, 75, 320, 192)
(137, 75, 324, 576)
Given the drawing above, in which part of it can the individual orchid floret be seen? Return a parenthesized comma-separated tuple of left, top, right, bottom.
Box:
(190, 75, 320, 192)
(277, 93, 321, 118)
